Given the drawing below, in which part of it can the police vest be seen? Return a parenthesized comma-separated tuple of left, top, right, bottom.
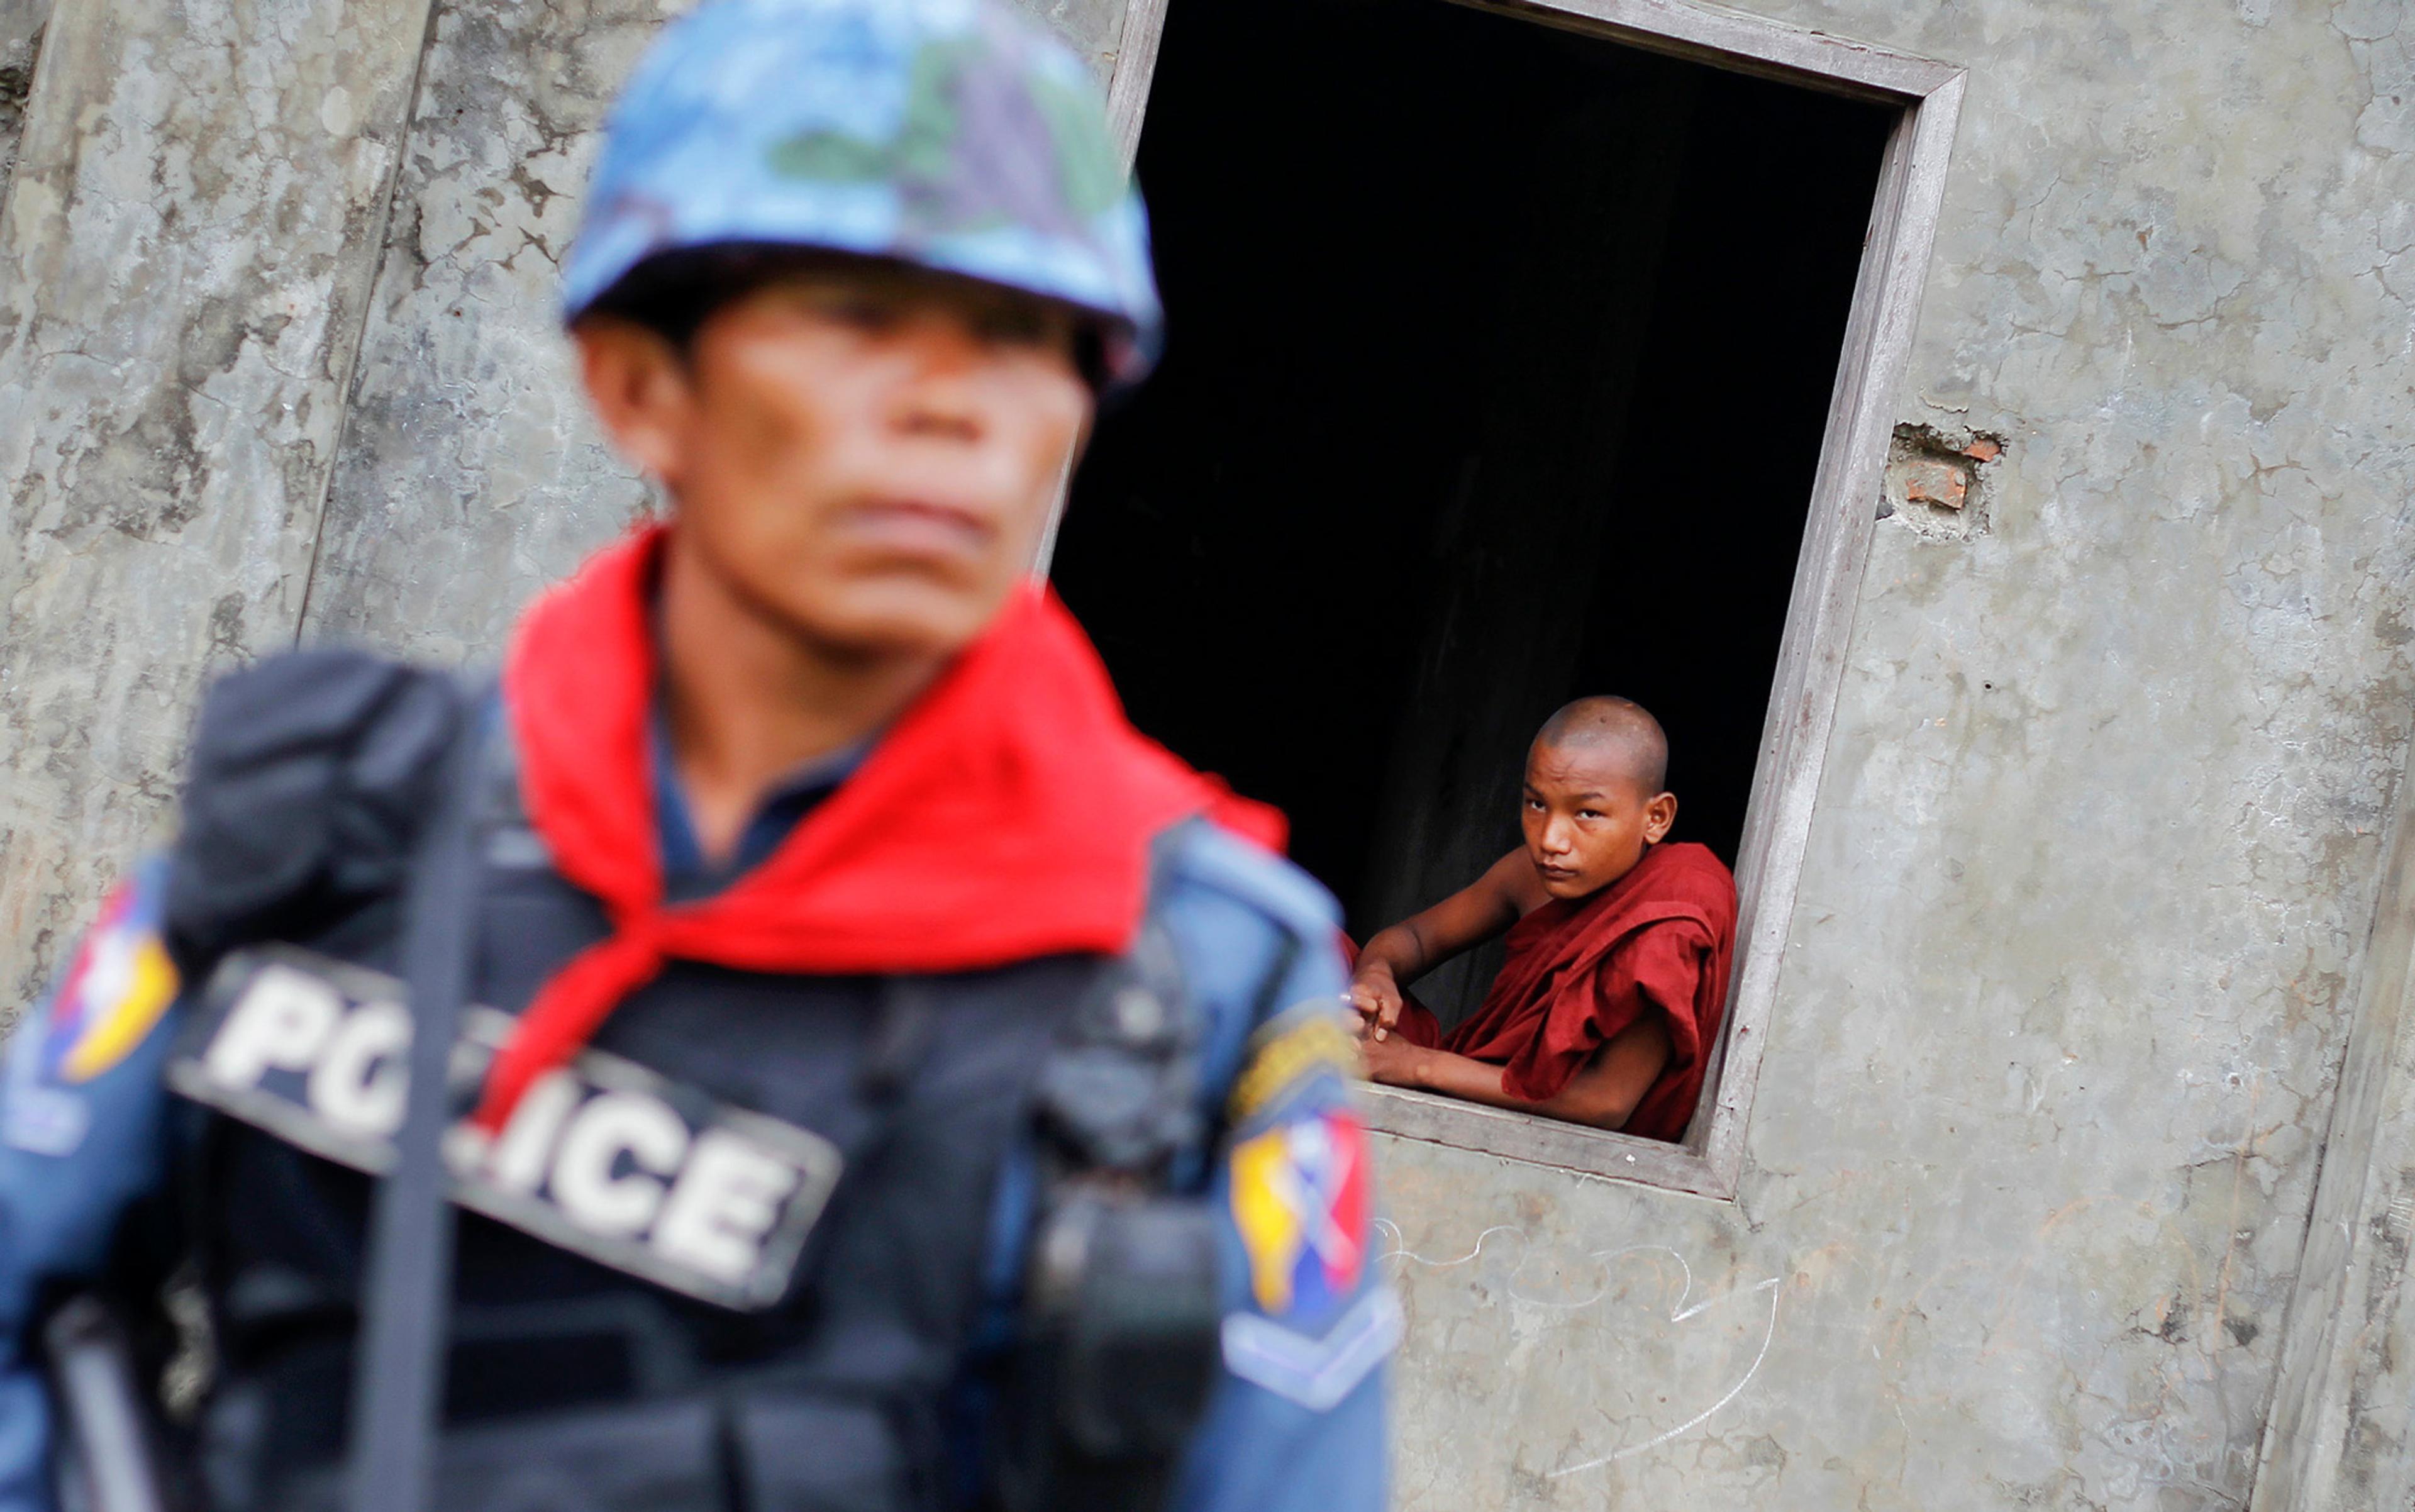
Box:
(153, 653, 1224, 1512)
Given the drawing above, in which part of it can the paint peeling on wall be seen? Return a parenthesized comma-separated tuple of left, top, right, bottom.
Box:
(0, 0, 50, 201)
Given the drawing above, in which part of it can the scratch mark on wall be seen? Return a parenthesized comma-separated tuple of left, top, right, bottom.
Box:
(1375, 1220, 1785, 1471)
(1547, 1277, 1783, 1477)
(2210, 1072, 2264, 1373)
(1375, 1220, 1524, 1272)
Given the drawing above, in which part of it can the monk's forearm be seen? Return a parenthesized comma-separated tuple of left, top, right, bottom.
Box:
(1407, 1050, 1521, 1105)
(1354, 922, 1431, 986)
(1401, 1049, 1633, 1130)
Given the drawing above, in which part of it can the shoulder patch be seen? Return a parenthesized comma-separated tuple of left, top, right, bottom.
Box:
(1228, 997, 1360, 1126)
(1231, 1103, 1370, 1321)
(1223, 1287, 1401, 1412)
(4, 867, 181, 1157)
(43, 877, 180, 1086)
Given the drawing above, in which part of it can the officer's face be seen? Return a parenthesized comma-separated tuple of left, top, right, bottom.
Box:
(579, 262, 1093, 657)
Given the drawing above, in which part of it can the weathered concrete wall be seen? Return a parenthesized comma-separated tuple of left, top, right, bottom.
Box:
(0, 0, 434, 1003)
(1369, 0, 2415, 1505)
(0, 0, 2409, 1506)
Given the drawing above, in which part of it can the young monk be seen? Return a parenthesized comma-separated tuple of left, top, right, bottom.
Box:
(1350, 696, 1736, 1140)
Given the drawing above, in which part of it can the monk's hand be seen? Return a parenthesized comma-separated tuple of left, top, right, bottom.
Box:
(1347, 967, 1406, 1042)
(1358, 1031, 1426, 1089)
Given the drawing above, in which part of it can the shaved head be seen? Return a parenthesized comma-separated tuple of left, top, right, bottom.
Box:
(1535, 696, 1669, 793)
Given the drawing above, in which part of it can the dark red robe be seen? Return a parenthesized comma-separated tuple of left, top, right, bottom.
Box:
(1391, 842, 1736, 1143)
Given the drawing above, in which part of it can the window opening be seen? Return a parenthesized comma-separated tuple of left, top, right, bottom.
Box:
(1054, 0, 1949, 1189)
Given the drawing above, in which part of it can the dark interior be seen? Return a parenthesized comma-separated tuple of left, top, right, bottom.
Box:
(1053, 0, 1896, 1020)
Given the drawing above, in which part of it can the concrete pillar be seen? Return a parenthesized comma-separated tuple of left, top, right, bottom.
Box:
(297, 0, 671, 665)
(0, 0, 435, 1002)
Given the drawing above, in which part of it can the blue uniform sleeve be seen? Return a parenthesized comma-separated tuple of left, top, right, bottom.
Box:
(0, 858, 187, 1512)
(1155, 828, 1391, 1512)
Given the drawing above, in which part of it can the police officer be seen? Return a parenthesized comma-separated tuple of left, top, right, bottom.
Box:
(0, 1, 1392, 1508)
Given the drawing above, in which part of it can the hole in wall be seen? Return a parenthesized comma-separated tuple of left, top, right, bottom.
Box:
(1880, 422, 2006, 541)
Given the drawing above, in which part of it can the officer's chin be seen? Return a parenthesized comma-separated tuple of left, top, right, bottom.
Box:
(784, 570, 1018, 662)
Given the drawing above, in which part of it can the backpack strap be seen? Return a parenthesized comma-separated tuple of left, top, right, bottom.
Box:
(341, 686, 490, 1512)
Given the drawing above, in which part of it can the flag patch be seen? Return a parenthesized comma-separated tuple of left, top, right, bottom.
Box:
(43, 879, 179, 1085)
(1231, 1108, 1370, 1320)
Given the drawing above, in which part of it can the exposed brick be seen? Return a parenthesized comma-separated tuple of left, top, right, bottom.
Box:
(1899, 457, 1968, 510)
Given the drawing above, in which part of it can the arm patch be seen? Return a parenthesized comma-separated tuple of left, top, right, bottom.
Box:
(1227, 999, 1360, 1128)
(1230, 1103, 1370, 1319)
(5, 866, 182, 1157)
(1221, 1289, 1402, 1412)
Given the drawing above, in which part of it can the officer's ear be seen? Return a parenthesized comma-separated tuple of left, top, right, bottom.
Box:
(574, 314, 699, 489)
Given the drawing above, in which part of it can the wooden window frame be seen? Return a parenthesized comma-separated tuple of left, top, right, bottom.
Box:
(1083, 0, 1967, 1199)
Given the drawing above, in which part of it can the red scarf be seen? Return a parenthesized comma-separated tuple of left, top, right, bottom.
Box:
(473, 526, 1284, 1131)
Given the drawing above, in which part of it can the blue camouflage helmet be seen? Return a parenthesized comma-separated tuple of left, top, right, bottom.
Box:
(562, 0, 1163, 386)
